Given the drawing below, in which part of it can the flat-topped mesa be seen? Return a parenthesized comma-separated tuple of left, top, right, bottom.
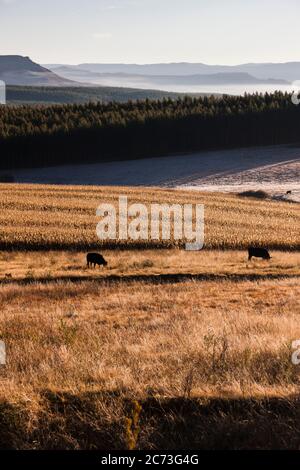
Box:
(0, 55, 75, 86)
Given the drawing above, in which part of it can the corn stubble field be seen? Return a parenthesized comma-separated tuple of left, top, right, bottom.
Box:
(0, 183, 299, 449)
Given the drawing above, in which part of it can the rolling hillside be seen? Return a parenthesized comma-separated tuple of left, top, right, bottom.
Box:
(6, 85, 203, 105)
(0, 55, 76, 86)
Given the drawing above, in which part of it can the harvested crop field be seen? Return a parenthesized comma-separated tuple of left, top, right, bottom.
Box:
(0, 183, 299, 250)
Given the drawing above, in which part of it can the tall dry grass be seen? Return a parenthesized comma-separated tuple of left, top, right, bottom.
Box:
(0, 273, 299, 448)
(0, 275, 299, 400)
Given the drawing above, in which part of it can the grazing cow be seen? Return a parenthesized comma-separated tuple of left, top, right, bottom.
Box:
(248, 246, 271, 261)
(286, 190, 292, 195)
(87, 252, 107, 268)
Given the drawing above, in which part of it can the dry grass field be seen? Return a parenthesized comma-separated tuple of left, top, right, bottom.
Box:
(0, 183, 299, 449)
(0, 249, 299, 283)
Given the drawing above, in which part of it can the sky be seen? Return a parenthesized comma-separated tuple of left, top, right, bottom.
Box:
(0, 0, 300, 65)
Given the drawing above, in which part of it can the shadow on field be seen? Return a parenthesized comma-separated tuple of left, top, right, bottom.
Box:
(1, 391, 300, 449)
(1, 272, 299, 287)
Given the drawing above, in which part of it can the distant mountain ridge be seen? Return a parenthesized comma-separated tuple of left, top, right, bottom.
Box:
(49, 66, 289, 84)
(44, 65, 290, 90)
(46, 61, 300, 81)
(1, 56, 298, 94)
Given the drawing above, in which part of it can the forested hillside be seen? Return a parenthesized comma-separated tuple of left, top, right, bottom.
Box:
(0, 92, 299, 170)
(6, 85, 189, 105)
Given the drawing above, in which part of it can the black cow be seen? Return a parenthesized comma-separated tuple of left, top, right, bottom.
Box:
(87, 253, 107, 268)
(248, 246, 271, 261)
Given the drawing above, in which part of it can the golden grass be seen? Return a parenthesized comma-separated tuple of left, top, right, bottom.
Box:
(0, 273, 299, 401)
(0, 249, 299, 282)
(0, 183, 299, 249)
(0, 184, 299, 448)
(0, 270, 298, 448)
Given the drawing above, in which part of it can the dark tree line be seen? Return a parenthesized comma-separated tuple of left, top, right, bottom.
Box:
(0, 92, 299, 170)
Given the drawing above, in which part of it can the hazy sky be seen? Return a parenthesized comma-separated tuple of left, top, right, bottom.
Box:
(0, 0, 300, 64)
